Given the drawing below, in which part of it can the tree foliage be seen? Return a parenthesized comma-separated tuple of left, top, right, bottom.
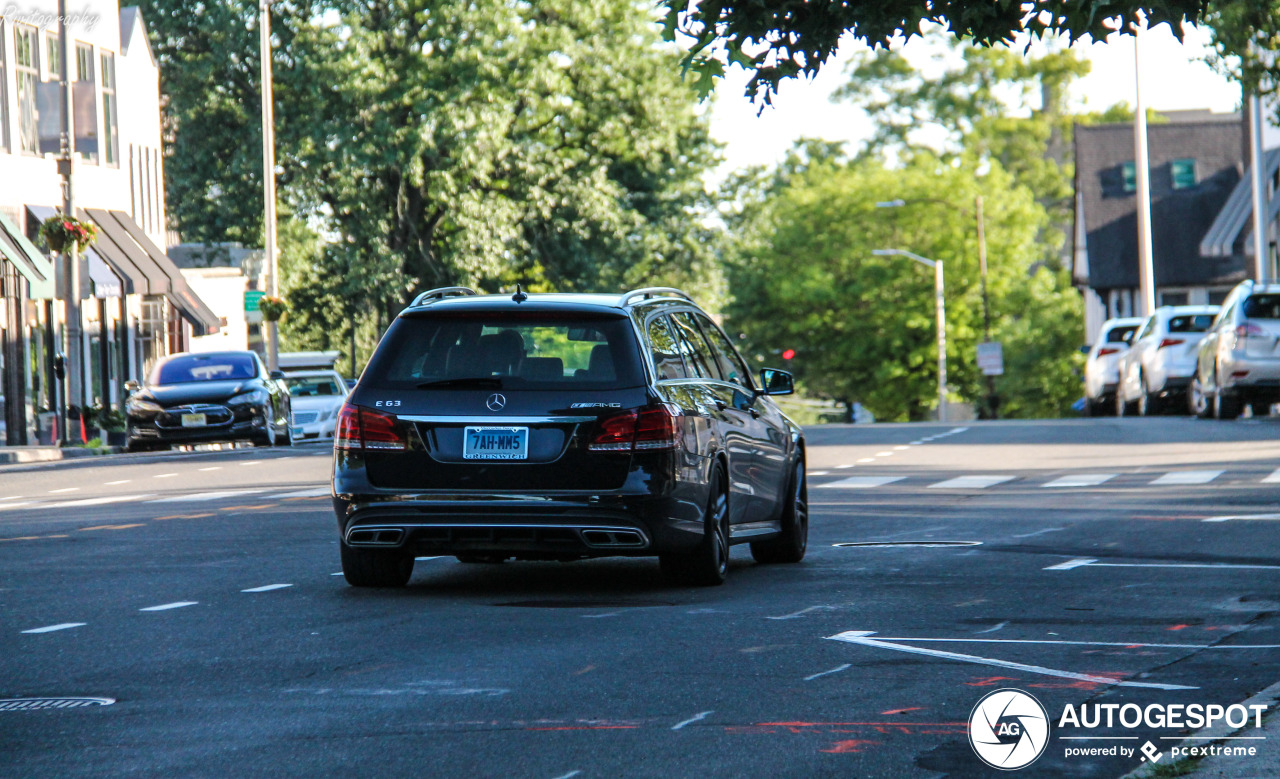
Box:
(1204, 0, 1280, 95)
(658, 0, 1209, 103)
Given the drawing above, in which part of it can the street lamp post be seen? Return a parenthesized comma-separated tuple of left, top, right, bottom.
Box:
(875, 196, 998, 418)
(259, 0, 279, 371)
(872, 249, 947, 423)
(57, 0, 83, 444)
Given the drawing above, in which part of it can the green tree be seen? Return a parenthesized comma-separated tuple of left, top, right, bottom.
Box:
(723, 153, 1081, 420)
(657, 0, 1209, 103)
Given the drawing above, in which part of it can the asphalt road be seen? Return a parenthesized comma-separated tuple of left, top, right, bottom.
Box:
(4, 419, 1280, 778)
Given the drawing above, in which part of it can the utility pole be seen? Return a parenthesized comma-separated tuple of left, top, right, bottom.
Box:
(259, 0, 279, 371)
(57, 0, 83, 444)
(1249, 94, 1269, 282)
(1133, 24, 1156, 316)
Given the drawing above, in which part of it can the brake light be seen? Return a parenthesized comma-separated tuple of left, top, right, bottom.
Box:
(588, 406, 680, 453)
(335, 404, 408, 452)
(1096, 347, 1119, 357)
(1157, 338, 1185, 349)
(1236, 322, 1265, 339)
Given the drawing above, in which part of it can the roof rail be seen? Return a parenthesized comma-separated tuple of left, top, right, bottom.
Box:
(617, 287, 694, 307)
(409, 287, 477, 307)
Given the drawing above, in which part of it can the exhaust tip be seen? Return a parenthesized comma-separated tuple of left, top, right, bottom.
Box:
(581, 529, 647, 548)
(347, 528, 405, 546)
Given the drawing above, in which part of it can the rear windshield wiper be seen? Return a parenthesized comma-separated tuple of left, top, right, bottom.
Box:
(416, 377, 504, 389)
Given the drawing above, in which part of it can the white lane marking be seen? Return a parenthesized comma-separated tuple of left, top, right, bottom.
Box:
(1043, 474, 1116, 488)
(48, 488, 80, 494)
(147, 489, 269, 503)
(808, 470, 831, 476)
(0, 495, 23, 501)
(1150, 470, 1224, 486)
(672, 711, 714, 730)
(240, 461, 261, 466)
(833, 633, 1280, 651)
(818, 476, 906, 490)
(767, 605, 839, 621)
(894, 445, 911, 451)
(139, 601, 198, 612)
(198, 467, 222, 472)
(1203, 513, 1280, 523)
(277, 488, 330, 498)
(103, 480, 131, 486)
(47, 494, 153, 508)
(1044, 558, 1098, 570)
(330, 572, 344, 576)
(1048, 558, 1280, 571)
(976, 621, 1008, 634)
(551, 772, 582, 779)
(804, 664, 851, 681)
(910, 441, 924, 445)
(21, 622, 86, 634)
(1012, 527, 1065, 539)
(826, 631, 1198, 690)
(875, 451, 894, 457)
(836, 464, 856, 469)
(857, 458, 876, 463)
(242, 584, 293, 593)
(153, 473, 178, 479)
(0, 502, 34, 511)
(927, 475, 1015, 490)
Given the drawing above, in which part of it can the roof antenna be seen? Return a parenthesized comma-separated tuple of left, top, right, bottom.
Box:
(512, 284, 528, 303)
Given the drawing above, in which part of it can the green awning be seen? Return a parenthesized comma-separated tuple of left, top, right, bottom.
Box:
(0, 210, 55, 299)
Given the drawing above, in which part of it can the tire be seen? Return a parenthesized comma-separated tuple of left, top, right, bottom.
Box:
(253, 410, 278, 448)
(1115, 390, 1135, 417)
(1084, 397, 1100, 417)
(660, 465, 729, 587)
(1251, 402, 1272, 418)
(1189, 377, 1211, 418)
(751, 459, 808, 564)
(1214, 389, 1242, 420)
(1137, 375, 1161, 416)
(340, 541, 414, 587)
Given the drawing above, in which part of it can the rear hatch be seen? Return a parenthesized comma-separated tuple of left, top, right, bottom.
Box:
(347, 310, 650, 492)
(1240, 295, 1280, 359)
(1161, 312, 1215, 365)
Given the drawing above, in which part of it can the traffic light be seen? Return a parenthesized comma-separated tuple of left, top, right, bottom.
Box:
(782, 349, 795, 361)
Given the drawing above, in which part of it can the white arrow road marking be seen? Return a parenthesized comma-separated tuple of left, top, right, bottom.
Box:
(826, 631, 1199, 690)
(1046, 558, 1280, 571)
(1203, 513, 1280, 523)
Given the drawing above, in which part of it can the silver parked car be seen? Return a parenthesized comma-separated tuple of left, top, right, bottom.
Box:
(1191, 280, 1280, 419)
(1116, 305, 1219, 416)
(1083, 317, 1144, 416)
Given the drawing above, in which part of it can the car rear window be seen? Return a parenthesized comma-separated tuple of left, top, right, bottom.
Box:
(364, 313, 644, 389)
(1167, 315, 1214, 333)
(152, 353, 257, 385)
(1243, 295, 1280, 319)
(285, 375, 346, 396)
(1105, 325, 1139, 343)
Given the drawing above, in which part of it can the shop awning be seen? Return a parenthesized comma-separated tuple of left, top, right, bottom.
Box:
(0, 209, 56, 299)
(1201, 148, 1280, 257)
(27, 205, 155, 296)
(78, 207, 171, 295)
(85, 209, 221, 335)
(86, 248, 123, 298)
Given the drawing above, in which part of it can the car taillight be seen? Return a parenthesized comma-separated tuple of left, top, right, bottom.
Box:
(1236, 322, 1265, 339)
(1096, 347, 1119, 357)
(588, 406, 680, 453)
(1157, 338, 1185, 349)
(335, 404, 407, 452)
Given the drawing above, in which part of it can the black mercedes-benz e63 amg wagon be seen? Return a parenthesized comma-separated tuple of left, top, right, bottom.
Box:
(332, 286, 807, 587)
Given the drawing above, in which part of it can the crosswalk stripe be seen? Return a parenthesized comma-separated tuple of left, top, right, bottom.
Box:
(146, 490, 269, 503)
(1043, 474, 1116, 488)
(927, 475, 1015, 490)
(276, 488, 330, 498)
(1150, 470, 1223, 486)
(817, 476, 906, 489)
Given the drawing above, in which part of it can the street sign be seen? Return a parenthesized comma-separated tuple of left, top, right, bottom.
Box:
(244, 289, 266, 312)
(977, 341, 1004, 376)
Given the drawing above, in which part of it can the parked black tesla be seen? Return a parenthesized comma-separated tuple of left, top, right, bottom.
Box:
(332, 286, 806, 587)
(125, 351, 293, 451)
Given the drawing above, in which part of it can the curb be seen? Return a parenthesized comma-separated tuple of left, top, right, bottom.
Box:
(0, 446, 124, 465)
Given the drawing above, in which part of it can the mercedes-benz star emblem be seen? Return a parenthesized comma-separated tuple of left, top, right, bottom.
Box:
(486, 393, 507, 411)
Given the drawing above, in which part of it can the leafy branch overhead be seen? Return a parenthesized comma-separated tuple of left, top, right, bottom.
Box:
(659, 0, 1210, 102)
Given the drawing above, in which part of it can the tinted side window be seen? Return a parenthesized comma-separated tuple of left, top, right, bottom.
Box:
(1243, 295, 1280, 319)
(648, 316, 688, 380)
(1167, 315, 1213, 333)
(669, 312, 718, 380)
(695, 315, 754, 389)
(1106, 325, 1138, 343)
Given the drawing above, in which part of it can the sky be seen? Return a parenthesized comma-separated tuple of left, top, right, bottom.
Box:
(706, 22, 1242, 186)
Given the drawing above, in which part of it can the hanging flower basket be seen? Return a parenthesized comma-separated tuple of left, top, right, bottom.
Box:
(258, 296, 288, 322)
(40, 214, 98, 254)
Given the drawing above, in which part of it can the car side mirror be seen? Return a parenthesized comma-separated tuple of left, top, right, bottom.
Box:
(759, 368, 794, 396)
(270, 370, 286, 381)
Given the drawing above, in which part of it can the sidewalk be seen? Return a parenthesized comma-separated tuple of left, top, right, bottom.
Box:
(0, 445, 124, 465)
(1187, 706, 1280, 778)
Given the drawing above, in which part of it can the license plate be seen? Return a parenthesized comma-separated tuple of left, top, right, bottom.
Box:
(180, 413, 207, 428)
(292, 427, 303, 437)
(463, 426, 529, 460)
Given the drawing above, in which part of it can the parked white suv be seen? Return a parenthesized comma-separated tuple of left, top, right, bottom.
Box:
(1191, 280, 1280, 419)
(1116, 305, 1218, 416)
(1083, 317, 1144, 416)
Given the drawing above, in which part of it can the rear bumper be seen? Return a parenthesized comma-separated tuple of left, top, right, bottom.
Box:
(1222, 355, 1280, 393)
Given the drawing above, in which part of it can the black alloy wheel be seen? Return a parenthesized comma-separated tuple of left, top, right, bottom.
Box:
(340, 541, 415, 587)
(660, 465, 729, 586)
(751, 458, 808, 564)
(254, 407, 279, 447)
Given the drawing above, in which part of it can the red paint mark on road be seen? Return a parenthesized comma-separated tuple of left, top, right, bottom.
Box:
(966, 676, 1018, 687)
(881, 707, 925, 716)
(1167, 624, 1192, 631)
(821, 739, 880, 754)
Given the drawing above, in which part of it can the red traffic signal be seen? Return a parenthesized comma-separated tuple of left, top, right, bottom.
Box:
(782, 349, 795, 360)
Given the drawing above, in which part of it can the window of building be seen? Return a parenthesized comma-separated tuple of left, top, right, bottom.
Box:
(1159, 291, 1189, 306)
(46, 33, 59, 78)
(1121, 161, 1136, 193)
(101, 52, 117, 166)
(1171, 158, 1196, 189)
(14, 24, 39, 154)
(75, 42, 93, 82)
